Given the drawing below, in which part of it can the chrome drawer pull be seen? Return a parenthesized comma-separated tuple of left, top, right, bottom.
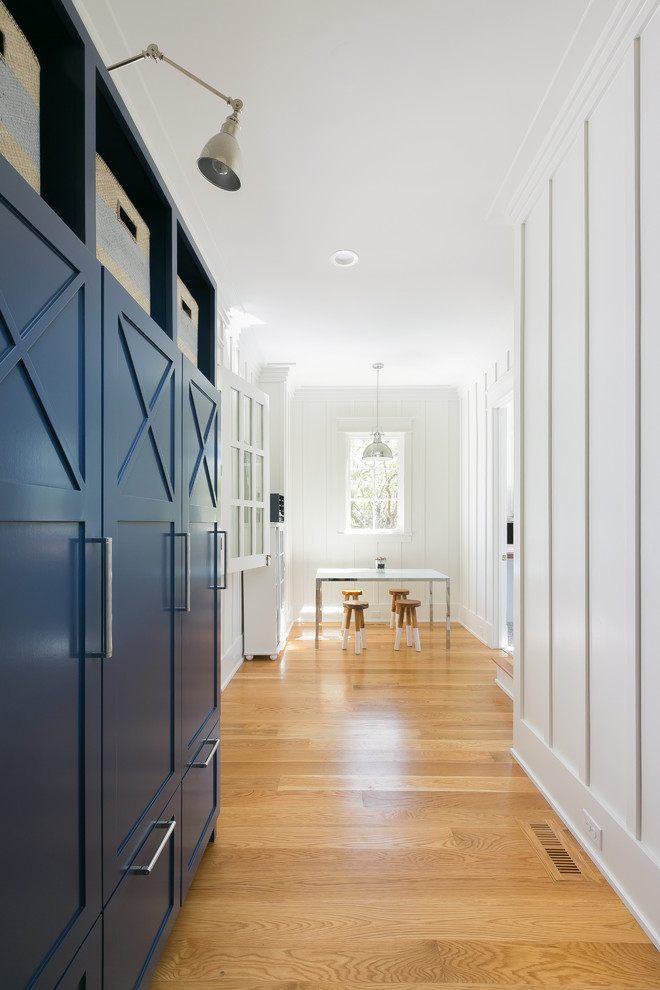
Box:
(128, 819, 176, 875)
(190, 737, 220, 768)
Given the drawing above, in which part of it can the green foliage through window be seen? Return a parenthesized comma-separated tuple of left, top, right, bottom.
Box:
(349, 436, 399, 530)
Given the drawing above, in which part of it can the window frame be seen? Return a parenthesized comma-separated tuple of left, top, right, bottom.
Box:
(345, 431, 406, 536)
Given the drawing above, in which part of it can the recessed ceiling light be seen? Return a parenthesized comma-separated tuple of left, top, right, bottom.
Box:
(330, 249, 359, 267)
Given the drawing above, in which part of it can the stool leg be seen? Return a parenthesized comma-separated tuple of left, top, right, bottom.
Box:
(360, 610, 367, 649)
(390, 597, 396, 629)
(406, 608, 413, 646)
(354, 610, 361, 655)
(341, 604, 347, 633)
(412, 608, 421, 652)
(394, 609, 404, 650)
(342, 609, 351, 650)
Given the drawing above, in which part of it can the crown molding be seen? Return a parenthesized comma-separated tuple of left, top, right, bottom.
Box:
(488, 0, 659, 226)
(292, 385, 458, 402)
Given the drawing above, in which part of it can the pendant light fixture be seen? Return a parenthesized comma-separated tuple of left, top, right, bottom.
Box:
(362, 363, 393, 462)
(107, 44, 243, 191)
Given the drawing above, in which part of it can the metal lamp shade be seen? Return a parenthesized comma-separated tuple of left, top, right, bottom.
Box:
(362, 433, 393, 462)
(197, 115, 242, 190)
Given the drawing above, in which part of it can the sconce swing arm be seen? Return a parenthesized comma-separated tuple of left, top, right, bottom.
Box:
(107, 43, 243, 116)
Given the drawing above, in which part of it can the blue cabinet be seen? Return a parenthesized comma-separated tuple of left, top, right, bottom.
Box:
(102, 273, 182, 904)
(0, 0, 222, 983)
(0, 158, 103, 990)
(181, 358, 221, 761)
(182, 719, 220, 898)
(54, 921, 103, 990)
(103, 791, 181, 990)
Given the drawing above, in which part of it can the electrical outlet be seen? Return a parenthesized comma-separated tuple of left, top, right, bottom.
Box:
(583, 809, 603, 850)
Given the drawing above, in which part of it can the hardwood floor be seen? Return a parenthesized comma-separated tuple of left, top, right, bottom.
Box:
(151, 622, 660, 989)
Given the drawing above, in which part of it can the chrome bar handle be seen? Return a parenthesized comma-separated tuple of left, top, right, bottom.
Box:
(185, 532, 191, 611)
(85, 537, 113, 658)
(128, 819, 176, 875)
(219, 530, 227, 590)
(103, 538, 113, 658)
(174, 533, 191, 611)
(189, 737, 220, 768)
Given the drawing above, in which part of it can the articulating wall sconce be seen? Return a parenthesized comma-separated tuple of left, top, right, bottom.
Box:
(108, 43, 243, 191)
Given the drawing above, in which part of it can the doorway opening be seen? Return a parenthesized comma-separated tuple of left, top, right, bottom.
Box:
(496, 400, 514, 652)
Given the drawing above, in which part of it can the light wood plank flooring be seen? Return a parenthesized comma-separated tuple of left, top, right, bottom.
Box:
(151, 622, 660, 989)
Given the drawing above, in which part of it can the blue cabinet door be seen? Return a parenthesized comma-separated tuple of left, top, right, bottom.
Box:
(102, 271, 181, 904)
(0, 161, 102, 990)
(181, 719, 220, 898)
(179, 360, 220, 895)
(54, 919, 102, 990)
(180, 358, 220, 760)
(103, 790, 181, 990)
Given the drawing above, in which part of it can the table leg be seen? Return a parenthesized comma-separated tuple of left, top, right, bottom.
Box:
(429, 580, 434, 631)
(446, 578, 451, 649)
(315, 579, 322, 649)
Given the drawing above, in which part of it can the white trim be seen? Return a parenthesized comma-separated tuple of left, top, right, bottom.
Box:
(486, 368, 514, 408)
(495, 669, 514, 700)
(342, 430, 410, 538)
(337, 417, 415, 432)
(512, 726, 660, 951)
(298, 387, 457, 402)
(489, 0, 660, 225)
(221, 634, 245, 691)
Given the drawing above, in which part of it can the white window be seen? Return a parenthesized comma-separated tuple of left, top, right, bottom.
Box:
(347, 434, 403, 532)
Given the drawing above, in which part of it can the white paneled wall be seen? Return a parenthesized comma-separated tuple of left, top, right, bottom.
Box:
(640, 7, 660, 868)
(290, 388, 458, 625)
(522, 190, 551, 736)
(550, 131, 587, 779)
(587, 49, 637, 823)
(514, 2, 660, 947)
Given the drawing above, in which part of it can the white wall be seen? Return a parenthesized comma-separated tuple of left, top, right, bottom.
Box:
(512, 0, 660, 947)
(289, 387, 459, 625)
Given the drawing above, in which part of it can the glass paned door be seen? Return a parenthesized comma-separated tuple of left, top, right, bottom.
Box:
(220, 367, 269, 572)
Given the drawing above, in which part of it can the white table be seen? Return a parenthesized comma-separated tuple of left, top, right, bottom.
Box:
(315, 567, 451, 649)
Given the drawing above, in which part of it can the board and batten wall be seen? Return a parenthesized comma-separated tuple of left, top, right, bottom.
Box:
(289, 387, 459, 626)
(513, 2, 660, 946)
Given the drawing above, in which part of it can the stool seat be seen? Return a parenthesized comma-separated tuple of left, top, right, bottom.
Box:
(341, 589, 364, 631)
(394, 598, 421, 652)
(342, 588, 363, 600)
(342, 601, 369, 654)
(388, 587, 410, 628)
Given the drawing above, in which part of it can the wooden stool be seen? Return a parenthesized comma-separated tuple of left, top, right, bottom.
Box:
(341, 588, 363, 632)
(342, 601, 369, 654)
(388, 588, 410, 628)
(394, 598, 421, 652)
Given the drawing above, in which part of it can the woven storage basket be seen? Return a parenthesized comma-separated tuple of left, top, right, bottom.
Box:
(96, 153, 151, 314)
(177, 276, 199, 365)
(0, 3, 40, 192)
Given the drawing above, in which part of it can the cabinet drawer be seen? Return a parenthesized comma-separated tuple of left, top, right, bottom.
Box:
(54, 918, 102, 990)
(104, 791, 181, 990)
(181, 721, 219, 898)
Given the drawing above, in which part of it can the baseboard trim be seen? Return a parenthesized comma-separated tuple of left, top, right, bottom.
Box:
(511, 733, 660, 952)
(221, 636, 244, 691)
(455, 605, 496, 648)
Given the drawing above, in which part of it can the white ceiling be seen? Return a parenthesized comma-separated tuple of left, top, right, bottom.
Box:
(73, 0, 616, 389)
